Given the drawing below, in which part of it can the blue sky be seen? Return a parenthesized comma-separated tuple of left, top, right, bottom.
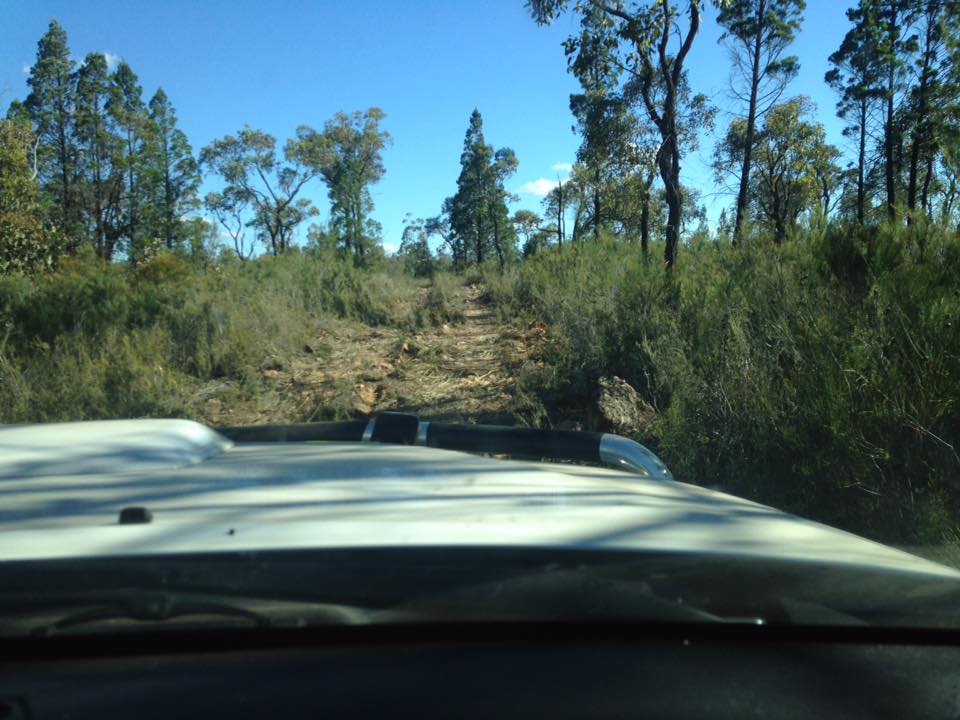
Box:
(2, 0, 850, 250)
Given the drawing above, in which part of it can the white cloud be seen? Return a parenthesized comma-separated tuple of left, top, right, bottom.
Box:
(103, 52, 122, 71)
(519, 178, 560, 197)
(21, 63, 31, 75)
(552, 162, 573, 175)
(382, 242, 399, 255)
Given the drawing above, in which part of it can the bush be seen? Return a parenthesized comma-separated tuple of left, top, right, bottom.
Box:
(419, 272, 465, 326)
(0, 248, 427, 423)
(493, 228, 960, 545)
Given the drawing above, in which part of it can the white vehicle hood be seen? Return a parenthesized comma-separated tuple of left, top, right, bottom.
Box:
(0, 419, 955, 579)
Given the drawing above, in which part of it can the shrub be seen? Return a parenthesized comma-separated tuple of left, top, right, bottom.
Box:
(494, 228, 960, 545)
(0, 248, 427, 423)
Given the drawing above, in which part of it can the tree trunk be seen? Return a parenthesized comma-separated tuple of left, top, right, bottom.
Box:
(857, 99, 867, 224)
(663, 152, 681, 269)
(493, 222, 505, 269)
(557, 179, 564, 247)
(593, 168, 601, 241)
(474, 215, 483, 265)
(640, 194, 650, 262)
(661, 112, 682, 269)
(908, 11, 936, 224)
(884, 11, 897, 224)
(163, 130, 175, 249)
(907, 50, 931, 223)
(921, 152, 934, 213)
(733, 0, 766, 244)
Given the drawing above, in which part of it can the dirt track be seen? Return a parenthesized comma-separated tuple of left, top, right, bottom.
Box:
(201, 284, 540, 427)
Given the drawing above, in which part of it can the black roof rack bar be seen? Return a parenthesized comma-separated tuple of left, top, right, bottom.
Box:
(216, 413, 672, 480)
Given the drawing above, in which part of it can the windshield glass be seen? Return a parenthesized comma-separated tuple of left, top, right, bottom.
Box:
(1, 0, 959, 634)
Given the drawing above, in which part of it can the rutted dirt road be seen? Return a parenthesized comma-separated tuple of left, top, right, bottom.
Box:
(202, 284, 543, 427)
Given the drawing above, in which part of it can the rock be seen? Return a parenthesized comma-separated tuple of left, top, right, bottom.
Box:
(206, 398, 223, 423)
(361, 361, 394, 382)
(595, 376, 655, 436)
(525, 321, 548, 342)
(354, 382, 379, 408)
(261, 369, 283, 382)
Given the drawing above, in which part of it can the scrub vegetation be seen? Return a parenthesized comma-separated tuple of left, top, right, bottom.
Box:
(4, 4, 960, 547)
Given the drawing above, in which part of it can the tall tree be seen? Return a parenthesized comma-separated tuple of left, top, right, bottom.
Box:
(108, 61, 148, 258)
(512, 209, 543, 253)
(441, 110, 517, 268)
(542, 181, 566, 247)
(23, 20, 79, 238)
(904, 0, 959, 220)
(716, 98, 839, 243)
(298, 108, 390, 265)
(144, 88, 200, 250)
(488, 148, 520, 268)
(200, 127, 317, 256)
(875, 0, 919, 222)
(204, 187, 252, 260)
(566, 3, 636, 240)
(716, 0, 805, 243)
(531, 0, 706, 268)
(397, 216, 435, 277)
(74, 52, 124, 259)
(826, 3, 885, 224)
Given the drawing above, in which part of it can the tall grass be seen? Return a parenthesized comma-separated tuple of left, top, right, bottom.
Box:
(0, 248, 427, 423)
(489, 227, 960, 545)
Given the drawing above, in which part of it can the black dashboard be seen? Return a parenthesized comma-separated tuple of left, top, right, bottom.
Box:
(2, 623, 959, 719)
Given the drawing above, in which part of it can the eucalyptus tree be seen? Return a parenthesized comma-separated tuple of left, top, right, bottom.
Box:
(716, 0, 805, 242)
(398, 216, 435, 277)
(200, 127, 317, 256)
(716, 98, 840, 243)
(512, 209, 543, 253)
(297, 108, 390, 265)
(529, 0, 709, 268)
(204, 187, 253, 260)
(565, 2, 636, 240)
(876, 0, 919, 222)
(904, 0, 960, 218)
(826, 4, 885, 224)
(542, 182, 566, 247)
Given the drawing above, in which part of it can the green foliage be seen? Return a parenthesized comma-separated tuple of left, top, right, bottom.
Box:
(398, 218, 436, 278)
(438, 109, 518, 269)
(297, 108, 391, 266)
(200, 127, 318, 256)
(23, 20, 80, 237)
(716, 98, 841, 243)
(494, 226, 960, 545)
(143, 88, 201, 251)
(0, 250, 428, 423)
(0, 120, 64, 273)
(418, 272, 465, 326)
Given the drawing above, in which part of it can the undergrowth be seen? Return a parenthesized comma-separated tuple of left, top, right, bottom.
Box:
(0, 248, 432, 423)
(484, 226, 960, 545)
